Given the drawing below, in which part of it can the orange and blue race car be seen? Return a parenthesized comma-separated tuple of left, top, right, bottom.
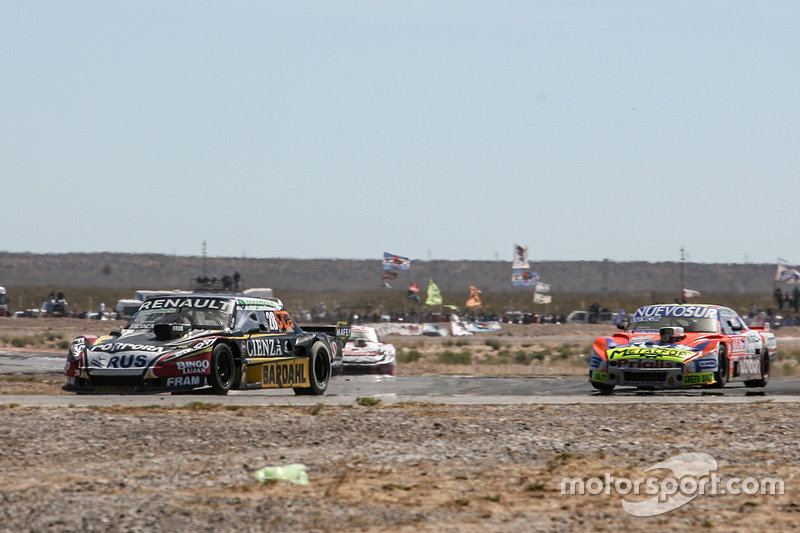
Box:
(589, 304, 776, 392)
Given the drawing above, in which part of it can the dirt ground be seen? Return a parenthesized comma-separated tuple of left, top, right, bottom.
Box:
(1, 401, 799, 532)
(1, 319, 799, 532)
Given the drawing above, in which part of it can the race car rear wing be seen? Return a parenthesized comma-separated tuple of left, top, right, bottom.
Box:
(301, 322, 351, 343)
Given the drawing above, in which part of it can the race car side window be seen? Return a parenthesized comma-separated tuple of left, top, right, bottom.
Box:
(727, 309, 746, 331)
(235, 311, 263, 333)
(719, 309, 736, 335)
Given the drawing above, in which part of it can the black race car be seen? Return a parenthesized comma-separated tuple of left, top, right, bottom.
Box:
(64, 294, 350, 395)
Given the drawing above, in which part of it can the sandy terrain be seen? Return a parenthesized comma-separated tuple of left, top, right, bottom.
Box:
(1, 319, 799, 532)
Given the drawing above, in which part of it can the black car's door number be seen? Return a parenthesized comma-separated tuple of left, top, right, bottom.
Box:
(264, 311, 280, 332)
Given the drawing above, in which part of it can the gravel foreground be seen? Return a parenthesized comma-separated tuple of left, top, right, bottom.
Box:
(1, 402, 799, 533)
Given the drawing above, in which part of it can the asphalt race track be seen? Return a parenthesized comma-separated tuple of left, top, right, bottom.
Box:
(2, 350, 800, 407)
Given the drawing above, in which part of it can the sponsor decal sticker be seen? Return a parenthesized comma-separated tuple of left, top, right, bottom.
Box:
(140, 297, 233, 312)
(728, 337, 747, 354)
(696, 359, 718, 371)
(681, 372, 714, 385)
(106, 354, 149, 368)
(236, 298, 281, 310)
(89, 353, 150, 368)
(616, 359, 679, 369)
(176, 359, 210, 375)
(170, 338, 215, 359)
(337, 323, 352, 340)
(89, 355, 107, 368)
(632, 305, 718, 322)
(93, 342, 167, 354)
(608, 346, 693, 361)
(247, 337, 284, 357)
(167, 375, 203, 387)
(590, 371, 608, 383)
(262, 360, 308, 388)
(739, 358, 761, 375)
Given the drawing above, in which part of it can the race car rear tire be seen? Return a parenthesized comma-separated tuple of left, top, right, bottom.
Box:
(209, 344, 236, 395)
(744, 346, 770, 388)
(294, 343, 331, 396)
(706, 346, 729, 388)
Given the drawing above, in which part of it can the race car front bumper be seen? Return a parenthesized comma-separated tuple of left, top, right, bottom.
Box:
(590, 368, 715, 388)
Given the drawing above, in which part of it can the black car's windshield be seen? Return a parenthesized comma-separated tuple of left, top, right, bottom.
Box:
(627, 305, 719, 333)
(128, 297, 233, 330)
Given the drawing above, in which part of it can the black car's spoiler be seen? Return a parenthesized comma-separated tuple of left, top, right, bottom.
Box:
(301, 322, 351, 343)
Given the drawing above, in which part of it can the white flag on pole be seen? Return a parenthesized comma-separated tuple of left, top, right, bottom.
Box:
(512, 244, 530, 269)
(533, 293, 551, 304)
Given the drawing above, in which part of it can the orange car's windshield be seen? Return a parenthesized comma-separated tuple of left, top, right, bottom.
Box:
(628, 316, 718, 333)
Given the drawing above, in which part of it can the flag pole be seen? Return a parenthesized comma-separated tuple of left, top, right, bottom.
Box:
(680, 246, 685, 303)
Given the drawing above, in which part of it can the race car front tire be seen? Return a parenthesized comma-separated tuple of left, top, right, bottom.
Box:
(209, 344, 236, 395)
(591, 381, 615, 393)
(706, 346, 729, 388)
(294, 343, 331, 396)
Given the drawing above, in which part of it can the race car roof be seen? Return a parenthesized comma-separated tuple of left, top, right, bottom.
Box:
(140, 294, 285, 313)
(234, 296, 284, 311)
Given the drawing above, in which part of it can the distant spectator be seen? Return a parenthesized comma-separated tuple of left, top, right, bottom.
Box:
(233, 271, 241, 290)
(588, 302, 599, 324)
(775, 288, 784, 309)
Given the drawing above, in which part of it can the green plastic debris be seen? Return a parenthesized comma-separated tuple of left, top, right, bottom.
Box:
(253, 463, 309, 486)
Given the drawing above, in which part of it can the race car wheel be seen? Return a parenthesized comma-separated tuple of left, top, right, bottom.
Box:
(744, 345, 770, 388)
(707, 346, 729, 388)
(209, 344, 236, 395)
(591, 382, 615, 393)
(294, 343, 331, 396)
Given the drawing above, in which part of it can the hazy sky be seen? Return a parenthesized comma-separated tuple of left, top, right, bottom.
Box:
(3, 1, 798, 264)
